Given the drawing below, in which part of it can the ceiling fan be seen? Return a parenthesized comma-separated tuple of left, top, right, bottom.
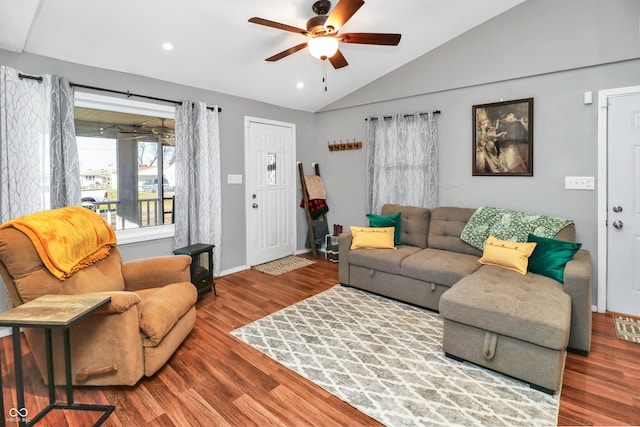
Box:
(118, 120, 175, 145)
(248, 0, 401, 69)
(151, 120, 175, 140)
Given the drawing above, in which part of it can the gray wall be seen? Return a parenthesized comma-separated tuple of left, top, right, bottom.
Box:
(1, 0, 638, 306)
(304, 0, 640, 306)
(0, 50, 316, 271)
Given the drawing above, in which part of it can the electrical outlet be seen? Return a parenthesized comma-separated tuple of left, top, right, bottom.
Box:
(565, 176, 595, 190)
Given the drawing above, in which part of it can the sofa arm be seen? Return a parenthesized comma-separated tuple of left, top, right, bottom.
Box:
(86, 291, 142, 315)
(25, 290, 146, 386)
(122, 255, 191, 291)
(338, 232, 353, 284)
(563, 249, 592, 354)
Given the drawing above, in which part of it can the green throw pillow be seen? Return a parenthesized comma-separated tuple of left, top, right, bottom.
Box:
(527, 233, 582, 283)
(367, 212, 401, 245)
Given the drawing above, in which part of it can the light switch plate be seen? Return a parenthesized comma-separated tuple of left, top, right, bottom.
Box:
(227, 174, 243, 184)
(565, 176, 595, 190)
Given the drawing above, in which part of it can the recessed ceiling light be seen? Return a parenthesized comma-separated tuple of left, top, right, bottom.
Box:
(162, 42, 174, 51)
(296, 82, 304, 89)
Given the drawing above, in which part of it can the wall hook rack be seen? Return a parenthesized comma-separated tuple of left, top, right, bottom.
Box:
(328, 139, 362, 152)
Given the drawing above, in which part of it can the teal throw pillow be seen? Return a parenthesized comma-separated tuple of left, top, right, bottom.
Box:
(527, 234, 582, 283)
(367, 212, 401, 245)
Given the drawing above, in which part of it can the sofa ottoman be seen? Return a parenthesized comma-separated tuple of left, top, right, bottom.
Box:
(439, 265, 572, 393)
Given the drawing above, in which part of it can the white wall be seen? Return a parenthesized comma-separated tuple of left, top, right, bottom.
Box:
(1, 0, 638, 306)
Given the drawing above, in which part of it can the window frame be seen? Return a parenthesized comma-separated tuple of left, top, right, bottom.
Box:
(74, 91, 176, 244)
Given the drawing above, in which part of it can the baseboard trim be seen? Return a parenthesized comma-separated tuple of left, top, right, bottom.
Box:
(219, 265, 247, 277)
(295, 248, 314, 256)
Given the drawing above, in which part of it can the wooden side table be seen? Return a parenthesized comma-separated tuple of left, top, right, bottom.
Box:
(0, 294, 115, 426)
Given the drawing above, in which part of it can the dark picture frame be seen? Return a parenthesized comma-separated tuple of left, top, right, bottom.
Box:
(472, 98, 533, 176)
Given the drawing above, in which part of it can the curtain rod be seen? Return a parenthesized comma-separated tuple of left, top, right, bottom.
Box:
(18, 72, 222, 112)
(17, 73, 43, 82)
(365, 111, 441, 121)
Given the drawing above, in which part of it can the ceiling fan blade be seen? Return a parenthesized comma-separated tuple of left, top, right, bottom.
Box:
(265, 42, 309, 62)
(120, 135, 157, 141)
(340, 33, 401, 46)
(324, 0, 364, 33)
(329, 49, 349, 69)
(118, 131, 153, 135)
(248, 17, 309, 36)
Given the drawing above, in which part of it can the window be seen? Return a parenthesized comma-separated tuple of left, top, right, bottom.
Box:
(267, 153, 277, 185)
(74, 92, 176, 243)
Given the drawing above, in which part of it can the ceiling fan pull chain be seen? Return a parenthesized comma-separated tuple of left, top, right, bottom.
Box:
(323, 61, 328, 92)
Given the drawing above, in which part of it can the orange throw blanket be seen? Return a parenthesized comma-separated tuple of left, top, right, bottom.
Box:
(0, 206, 116, 280)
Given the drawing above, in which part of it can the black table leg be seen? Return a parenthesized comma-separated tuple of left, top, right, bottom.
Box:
(62, 329, 73, 405)
(11, 327, 25, 427)
(0, 343, 4, 427)
(44, 329, 55, 404)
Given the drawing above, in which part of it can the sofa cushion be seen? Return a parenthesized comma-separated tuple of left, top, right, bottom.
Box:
(400, 248, 482, 287)
(440, 265, 571, 350)
(428, 207, 482, 256)
(350, 226, 395, 249)
(527, 234, 582, 283)
(478, 236, 537, 275)
(367, 212, 402, 245)
(381, 204, 430, 248)
(348, 245, 421, 275)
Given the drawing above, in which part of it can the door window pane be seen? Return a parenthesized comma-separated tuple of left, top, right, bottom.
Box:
(267, 153, 276, 185)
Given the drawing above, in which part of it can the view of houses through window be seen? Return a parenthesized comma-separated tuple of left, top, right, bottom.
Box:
(74, 97, 176, 232)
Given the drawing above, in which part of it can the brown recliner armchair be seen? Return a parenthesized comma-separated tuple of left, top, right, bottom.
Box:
(0, 225, 198, 386)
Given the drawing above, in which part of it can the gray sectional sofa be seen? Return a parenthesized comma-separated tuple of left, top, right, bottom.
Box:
(338, 204, 592, 394)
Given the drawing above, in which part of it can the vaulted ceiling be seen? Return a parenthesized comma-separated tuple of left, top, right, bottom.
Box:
(0, 0, 524, 112)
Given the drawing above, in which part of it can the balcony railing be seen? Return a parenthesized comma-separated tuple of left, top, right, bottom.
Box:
(84, 197, 174, 230)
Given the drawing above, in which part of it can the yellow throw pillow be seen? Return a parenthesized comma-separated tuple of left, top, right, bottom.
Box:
(478, 235, 537, 275)
(350, 226, 396, 249)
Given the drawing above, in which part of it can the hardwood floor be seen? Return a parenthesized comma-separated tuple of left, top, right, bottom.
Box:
(1, 255, 639, 426)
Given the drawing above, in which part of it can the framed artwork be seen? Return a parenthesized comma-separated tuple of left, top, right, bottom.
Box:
(472, 98, 533, 176)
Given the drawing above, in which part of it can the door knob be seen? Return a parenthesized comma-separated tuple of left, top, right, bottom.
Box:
(252, 203, 259, 209)
(613, 206, 623, 213)
(612, 220, 623, 229)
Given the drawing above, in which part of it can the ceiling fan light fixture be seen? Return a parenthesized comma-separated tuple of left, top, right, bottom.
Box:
(307, 36, 339, 60)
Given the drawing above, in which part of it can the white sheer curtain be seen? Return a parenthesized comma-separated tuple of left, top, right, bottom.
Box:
(0, 66, 80, 222)
(366, 112, 438, 214)
(174, 101, 222, 276)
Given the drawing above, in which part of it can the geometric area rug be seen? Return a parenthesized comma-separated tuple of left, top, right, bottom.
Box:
(612, 315, 640, 344)
(231, 285, 560, 427)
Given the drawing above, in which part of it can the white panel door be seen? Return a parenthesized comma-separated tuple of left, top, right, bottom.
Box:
(607, 93, 640, 316)
(245, 118, 295, 266)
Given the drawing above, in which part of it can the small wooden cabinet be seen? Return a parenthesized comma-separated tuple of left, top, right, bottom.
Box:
(173, 243, 216, 297)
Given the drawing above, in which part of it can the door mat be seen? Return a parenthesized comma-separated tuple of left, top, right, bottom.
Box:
(252, 256, 315, 276)
(612, 315, 640, 344)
